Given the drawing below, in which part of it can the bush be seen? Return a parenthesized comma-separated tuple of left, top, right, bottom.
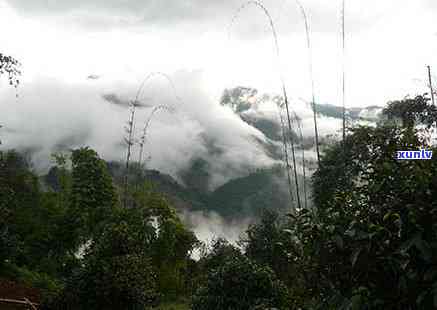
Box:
(192, 255, 289, 310)
(47, 219, 158, 310)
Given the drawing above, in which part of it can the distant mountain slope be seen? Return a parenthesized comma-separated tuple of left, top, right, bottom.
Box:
(104, 161, 293, 219)
(315, 103, 382, 121)
(143, 169, 208, 210)
(44, 87, 370, 221)
(134, 88, 379, 219)
(177, 157, 211, 193)
(208, 166, 290, 219)
(42, 157, 294, 220)
(239, 114, 282, 141)
(143, 166, 292, 219)
(220, 86, 382, 143)
(105, 161, 208, 211)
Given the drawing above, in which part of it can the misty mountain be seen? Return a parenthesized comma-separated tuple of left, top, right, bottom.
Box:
(41, 161, 295, 220)
(152, 165, 293, 219)
(37, 85, 375, 222)
(220, 86, 382, 144)
(177, 157, 211, 193)
(239, 115, 283, 141)
(315, 103, 382, 122)
(207, 165, 292, 219)
(38, 86, 342, 220)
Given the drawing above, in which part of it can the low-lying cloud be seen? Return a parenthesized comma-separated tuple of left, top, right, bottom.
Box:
(0, 71, 286, 188)
(1, 69, 351, 190)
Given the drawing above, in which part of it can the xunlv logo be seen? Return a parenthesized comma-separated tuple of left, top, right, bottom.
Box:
(396, 149, 433, 160)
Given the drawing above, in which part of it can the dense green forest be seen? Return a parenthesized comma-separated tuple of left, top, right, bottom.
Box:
(1, 90, 437, 309)
(105, 161, 293, 220)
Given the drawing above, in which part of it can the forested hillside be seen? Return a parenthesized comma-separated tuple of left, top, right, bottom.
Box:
(2, 94, 437, 309)
(1, 0, 437, 307)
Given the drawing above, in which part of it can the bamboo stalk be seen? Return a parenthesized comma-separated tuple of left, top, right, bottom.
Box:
(229, 0, 302, 210)
(290, 110, 308, 210)
(282, 87, 302, 210)
(278, 107, 294, 205)
(138, 105, 174, 168)
(341, 0, 346, 145)
(124, 72, 181, 205)
(428, 65, 435, 106)
(294, 0, 321, 166)
(123, 102, 136, 208)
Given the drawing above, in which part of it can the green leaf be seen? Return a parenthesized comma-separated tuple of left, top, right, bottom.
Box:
(383, 211, 400, 222)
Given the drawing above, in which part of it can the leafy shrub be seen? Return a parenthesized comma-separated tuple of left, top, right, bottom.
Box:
(192, 254, 289, 310)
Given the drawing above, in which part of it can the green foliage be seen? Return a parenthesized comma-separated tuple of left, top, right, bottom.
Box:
(192, 254, 289, 310)
(0, 151, 30, 264)
(1, 147, 199, 309)
(209, 166, 290, 219)
(70, 147, 118, 238)
(0, 150, 48, 268)
(46, 153, 72, 195)
(235, 96, 437, 308)
(52, 218, 158, 310)
(243, 210, 297, 287)
(132, 185, 200, 301)
(108, 161, 293, 220)
(4, 94, 437, 309)
(284, 96, 437, 308)
(49, 179, 199, 309)
(153, 216, 198, 299)
(198, 238, 244, 273)
(0, 151, 77, 301)
(107, 162, 208, 211)
(383, 95, 437, 129)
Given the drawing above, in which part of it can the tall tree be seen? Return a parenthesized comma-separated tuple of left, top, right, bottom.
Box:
(288, 95, 437, 308)
(70, 147, 117, 239)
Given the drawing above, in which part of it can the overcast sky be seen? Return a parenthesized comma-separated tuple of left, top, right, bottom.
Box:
(0, 0, 436, 180)
(2, 0, 436, 104)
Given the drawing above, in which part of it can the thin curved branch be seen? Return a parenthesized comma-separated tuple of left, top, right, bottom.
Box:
(278, 102, 308, 210)
(134, 72, 183, 108)
(138, 105, 175, 167)
(229, 0, 301, 210)
(293, 0, 321, 167)
(124, 72, 182, 207)
(277, 104, 294, 205)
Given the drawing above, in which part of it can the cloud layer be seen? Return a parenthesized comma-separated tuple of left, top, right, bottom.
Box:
(0, 71, 283, 188)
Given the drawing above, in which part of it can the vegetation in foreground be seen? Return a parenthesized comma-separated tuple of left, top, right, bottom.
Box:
(1, 94, 437, 309)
